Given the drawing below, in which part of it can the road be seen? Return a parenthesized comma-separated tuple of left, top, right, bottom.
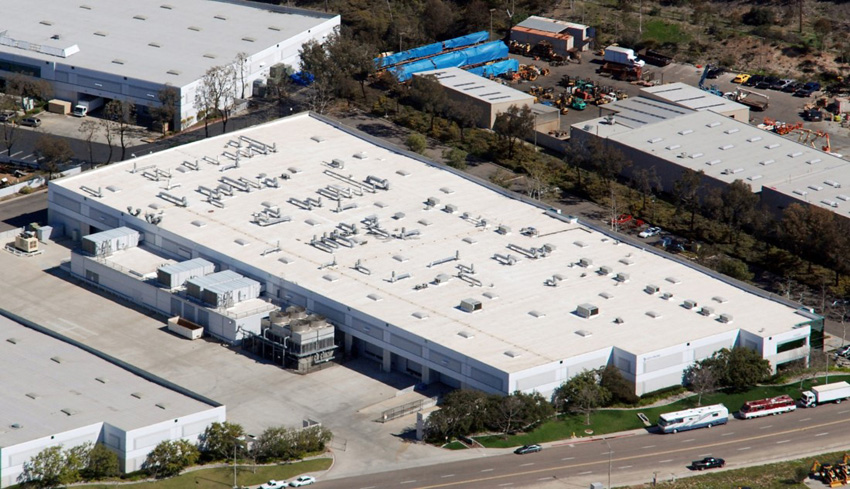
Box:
(0, 189, 46, 232)
(318, 402, 850, 488)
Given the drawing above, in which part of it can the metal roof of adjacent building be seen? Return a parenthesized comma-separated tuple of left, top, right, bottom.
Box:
(515, 15, 582, 34)
(51, 113, 809, 374)
(640, 82, 749, 115)
(599, 97, 695, 129)
(0, 0, 338, 86)
(416, 67, 534, 106)
(0, 316, 218, 447)
(764, 163, 850, 213)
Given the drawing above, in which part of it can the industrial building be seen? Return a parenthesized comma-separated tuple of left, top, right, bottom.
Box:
(571, 85, 850, 220)
(638, 82, 750, 122)
(511, 16, 593, 56)
(415, 68, 559, 130)
(0, 315, 225, 487)
(0, 0, 339, 129)
(48, 112, 818, 398)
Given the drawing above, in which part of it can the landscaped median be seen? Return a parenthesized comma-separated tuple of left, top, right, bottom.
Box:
(469, 374, 850, 449)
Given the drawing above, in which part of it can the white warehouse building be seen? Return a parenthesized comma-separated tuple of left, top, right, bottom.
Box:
(0, 315, 225, 488)
(47, 112, 819, 397)
(0, 0, 339, 129)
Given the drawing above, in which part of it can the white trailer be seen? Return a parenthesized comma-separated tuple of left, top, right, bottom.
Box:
(658, 404, 728, 433)
(603, 45, 645, 68)
(72, 95, 105, 117)
(801, 381, 850, 407)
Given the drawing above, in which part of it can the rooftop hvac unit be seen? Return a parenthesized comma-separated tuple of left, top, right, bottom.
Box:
(579, 257, 593, 267)
(460, 298, 483, 313)
(661, 292, 673, 300)
(576, 303, 599, 318)
(699, 306, 714, 317)
(426, 197, 440, 207)
(683, 299, 698, 309)
(15, 235, 38, 253)
(645, 284, 660, 295)
(496, 225, 511, 235)
(443, 204, 458, 214)
(718, 313, 733, 323)
(598, 265, 613, 275)
(615, 272, 629, 282)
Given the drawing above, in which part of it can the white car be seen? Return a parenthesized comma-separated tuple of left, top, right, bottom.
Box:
(260, 480, 286, 489)
(639, 226, 662, 238)
(289, 476, 316, 487)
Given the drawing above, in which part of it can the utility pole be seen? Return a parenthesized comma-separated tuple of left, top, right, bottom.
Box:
(490, 9, 496, 40)
(233, 441, 238, 489)
(603, 438, 613, 489)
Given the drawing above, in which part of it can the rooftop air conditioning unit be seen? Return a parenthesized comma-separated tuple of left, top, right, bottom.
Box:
(615, 272, 629, 282)
(496, 225, 511, 235)
(683, 299, 698, 309)
(426, 197, 440, 207)
(459, 298, 482, 313)
(579, 257, 593, 267)
(443, 204, 457, 214)
(661, 292, 673, 300)
(598, 265, 613, 275)
(699, 306, 714, 316)
(576, 303, 599, 318)
(718, 313, 733, 323)
(645, 284, 660, 295)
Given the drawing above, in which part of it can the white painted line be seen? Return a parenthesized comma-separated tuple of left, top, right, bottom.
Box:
(800, 418, 812, 422)
(619, 465, 633, 469)
(561, 457, 575, 461)
(776, 440, 791, 444)
(839, 410, 850, 414)
(481, 469, 494, 473)
(698, 454, 713, 458)
(538, 477, 552, 481)
(520, 463, 534, 467)
(737, 447, 751, 451)
(721, 432, 735, 436)
(682, 439, 695, 443)
(815, 432, 829, 437)
(400, 481, 417, 485)
(658, 459, 674, 463)
(441, 475, 454, 478)
(498, 484, 513, 487)
(360, 486, 376, 489)
(9, 151, 22, 158)
(759, 425, 773, 429)
(578, 471, 593, 475)
(601, 451, 613, 455)
(641, 445, 656, 449)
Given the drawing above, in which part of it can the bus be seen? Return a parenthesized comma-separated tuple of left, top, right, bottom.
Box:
(657, 404, 729, 434)
(739, 395, 796, 419)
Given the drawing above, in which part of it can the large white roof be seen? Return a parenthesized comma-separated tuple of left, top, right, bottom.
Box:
(0, 316, 219, 447)
(0, 0, 337, 86)
(640, 82, 748, 115)
(52, 113, 808, 374)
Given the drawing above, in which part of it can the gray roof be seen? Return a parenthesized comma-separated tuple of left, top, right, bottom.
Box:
(601, 97, 695, 129)
(516, 16, 570, 34)
(187, 270, 243, 289)
(416, 68, 534, 106)
(158, 257, 214, 276)
(640, 83, 748, 115)
(0, 316, 218, 447)
(0, 0, 338, 86)
(83, 226, 137, 245)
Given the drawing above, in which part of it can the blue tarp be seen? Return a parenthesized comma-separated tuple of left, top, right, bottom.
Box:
(290, 71, 314, 86)
(391, 41, 509, 81)
(443, 31, 489, 50)
(466, 59, 520, 78)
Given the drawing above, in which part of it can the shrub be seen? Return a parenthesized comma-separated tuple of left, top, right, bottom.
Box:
(443, 148, 468, 170)
(19, 186, 33, 195)
(406, 132, 427, 154)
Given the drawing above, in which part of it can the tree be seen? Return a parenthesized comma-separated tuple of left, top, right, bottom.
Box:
(82, 444, 120, 480)
(234, 52, 250, 99)
(421, 0, 454, 40)
(446, 100, 481, 142)
(19, 446, 64, 488)
(493, 105, 534, 160)
(150, 85, 179, 134)
(104, 100, 136, 161)
(143, 439, 199, 479)
(77, 119, 100, 168)
(588, 138, 629, 193)
(490, 391, 553, 436)
(424, 389, 491, 443)
(599, 365, 639, 405)
(34, 135, 73, 179)
(299, 39, 337, 114)
(630, 166, 661, 218)
(552, 369, 611, 425)
(699, 347, 771, 392)
(684, 361, 719, 406)
(6, 73, 52, 110)
(673, 168, 704, 233)
(199, 421, 246, 462)
(254, 425, 331, 462)
(0, 94, 21, 156)
(407, 74, 448, 131)
(705, 180, 760, 246)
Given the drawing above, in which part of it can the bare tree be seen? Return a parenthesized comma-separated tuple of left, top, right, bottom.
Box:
(194, 65, 237, 136)
(685, 362, 719, 406)
(234, 52, 250, 99)
(34, 135, 73, 179)
(6, 74, 53, 110)
(104, 100, 136, 162)
(77, 119, 100, 168)
(99, 118, 116, 164)
(150, 85, 179, 135)
(1, 95, 22, 157)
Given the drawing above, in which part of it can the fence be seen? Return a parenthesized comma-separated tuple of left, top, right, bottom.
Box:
(378, 396, 438, 423)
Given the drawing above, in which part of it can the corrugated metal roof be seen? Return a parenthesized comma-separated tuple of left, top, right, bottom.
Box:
(516, 16, 569, 34)
(158, 258, 214, 275)
(204, 277, 260, 295)
(84, 226, 138, 244)
(186, 270, 242, 289)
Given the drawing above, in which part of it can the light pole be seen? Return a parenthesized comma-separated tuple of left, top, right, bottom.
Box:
(603, 437, 612, 489)
(490, 9, 496, 40)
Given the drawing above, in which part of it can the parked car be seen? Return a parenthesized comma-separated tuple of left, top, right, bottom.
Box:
(18, 117, 41, 127)
(691, 457, 725, 471)
(289, 476, 316, 487)
(0, 111, 15, 122)
(260, 480, 287, 489)
(744, 74, 763, 87)
(706, 66, 725, 79)
(772, 78, 795, 91)
(732, 73, 751, 84)
(783, 81, 803, 93)
(660, 236, 686, 253)
(639, 226, 662, 238)
(803, 108, 823, 122)
(514, 444, 543, 455)
(835, 345, 850, 359)
(611, 213, 633, 225)
(756, 76, 779, 89)
(796, 81, 821, 97)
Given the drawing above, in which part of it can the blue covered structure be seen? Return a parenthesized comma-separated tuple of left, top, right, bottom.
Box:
(466, 59, 520, 78)
(390, 41, 509, 81)
(374, 31, 490, 69)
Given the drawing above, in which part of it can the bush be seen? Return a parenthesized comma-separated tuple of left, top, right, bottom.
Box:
(143, 440, 199, 479)
(443, 148, 468, 170)
(715, 256, 754, 282)
(406, 132, 427, 154)
(18, 186, 33, 195)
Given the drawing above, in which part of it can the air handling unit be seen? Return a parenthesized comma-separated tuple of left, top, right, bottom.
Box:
(245, 307, 337, 372)
(157, 258, 215, 289)
(81, 227, 140, 256)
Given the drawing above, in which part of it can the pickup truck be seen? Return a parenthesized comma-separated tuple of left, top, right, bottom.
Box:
(691, 457, 725, 470)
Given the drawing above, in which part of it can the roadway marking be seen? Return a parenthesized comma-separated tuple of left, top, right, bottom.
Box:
(520, 463, 534, 467)
(619, 465, 633, 469)
(9, 151, 22, 158)
(659, 459, 674, 463)
(441, 475, 454, 478)
(359, 486, 375, 489)
(641, 445, 655, 449)
(839, 410, 850, 414)
(721, 432, 735, 436)
(400, 481, 417, 484)
(416, 417, 850, 488)
(681, 439, 695, 443)
(537, 477, 551, 481)
(601, 451, 613, 455)
(561, 457, 575, 461)
(815, 432, 830, 437)
(776, 440, 792, 444)
(481, 469, 494, 473)
(800, 418, 812, 422)
(497, 484, 513, 487)
(737, 447, 751, 451)
(698, 453, 713, 457)
(759, 425, 773, 429)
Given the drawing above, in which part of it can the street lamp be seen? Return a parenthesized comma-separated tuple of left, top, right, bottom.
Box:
(603, 437, 612, 489)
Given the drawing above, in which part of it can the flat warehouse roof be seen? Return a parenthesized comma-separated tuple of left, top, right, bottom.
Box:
(0, 0, 337, 86)
(51, 113, 808, 374)
(417, 68, 534, 106)
(0, 316, 218, 447)
(641, 83, 748, 114)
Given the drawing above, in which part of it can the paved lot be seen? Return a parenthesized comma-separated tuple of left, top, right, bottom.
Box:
(0, 235, 487, 479)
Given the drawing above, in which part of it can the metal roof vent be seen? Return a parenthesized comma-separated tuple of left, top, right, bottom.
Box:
(579, 257, 593, 267)
(497, 225, 511, 235)
(646, 310, 662, 319)
(155, 403, 167, 410)
(106, 185, 121, 193)
(392, 212, 406, 220)
(683, 299, 698, 310)
(25, 392, 40, 399)
(597, 265, 613, 276)
(615, 272, 629, 282)
(61, 408, 79, 416)
(322, 274, 339, 282)
(434, 273, 451, 284)
(599, 291, 613, 299)
(462, 237, 477, 245)
(504, 350, 521, 358)
(443, 204, 458, 214)
(396, 169, 410, 176)
(393, 254, 408, 262)
(440, 187, 455, 194)
(661, 292, 673, 300)
(132, 15, 147, 21)
(367, 293, 382, 301)
(412, 311, 429, 320)
(191, 220, 206, 227)
(718, 313, 733, 324)
(576, 303, 599, 318)
(483, 291, 499, 300)
(166, 69, 181, 76)
(712, 296, 728, 303)
(613, 317, 624, 324)
(188, 26, 202, 31)
(50, 356, 63, 364)
(10, 423, 23, 429)
(6, 337, 19, 344)
(354, 152, 368, 159)
(203, 53, 217, 59)
(645, 284, 660, 295)
(699, 306, 714, 317)
(95, 377, 108, 384)
(418, 219, 432, 226)
(148, 42, 161, 48)
(131, 392, 144, 399)
(305, 219, 320, 226)
(619, 258, 633, 266)
(234, 238, 250, 246)
(575, 329, 593, 337)
(242, 37, 256, 42)
(278, 256, 294, 265)
(529, 310, 546, 318)
(311, 135, 325, 143)
(112, 59, 125, 65)
(40, 20, 54, 26)
(666, 276, 681, 284)
(460, 298, 482, 313)
(268, 25, 282, 31)
(458, 330, 474, 339)
(374, 201, 388, 208)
